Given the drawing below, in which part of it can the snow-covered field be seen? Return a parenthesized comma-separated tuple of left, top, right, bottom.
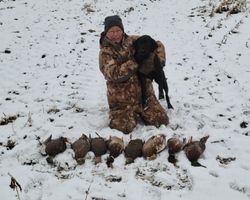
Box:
(1, 0, 250, 199)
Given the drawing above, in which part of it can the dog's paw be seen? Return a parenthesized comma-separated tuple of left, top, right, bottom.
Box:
(168, 103, 174, 109)
(159, 93, 164, 99)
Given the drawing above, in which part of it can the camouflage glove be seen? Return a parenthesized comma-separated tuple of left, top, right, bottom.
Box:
(114, 60, 138, 84)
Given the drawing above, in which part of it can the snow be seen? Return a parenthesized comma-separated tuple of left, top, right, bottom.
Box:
(0, 0, 250, 199)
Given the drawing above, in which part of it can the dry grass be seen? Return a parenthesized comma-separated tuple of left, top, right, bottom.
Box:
(209, 0, 247, 17)
(8, 173, 22, 200)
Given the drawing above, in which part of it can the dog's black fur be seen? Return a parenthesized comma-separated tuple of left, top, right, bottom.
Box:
(134, 35, 173, 109)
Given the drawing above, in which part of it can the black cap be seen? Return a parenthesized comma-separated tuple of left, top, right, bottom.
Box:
(104, 15, 124, 33)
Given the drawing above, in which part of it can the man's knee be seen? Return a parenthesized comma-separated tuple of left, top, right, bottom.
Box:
(109, 109, 137, 134)
(141, 104, 169, 127)
(109, 120, 136, 134)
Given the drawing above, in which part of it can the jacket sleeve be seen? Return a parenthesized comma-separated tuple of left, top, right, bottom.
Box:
(156, 40, 166, 66)
(99, 50, 138, 84)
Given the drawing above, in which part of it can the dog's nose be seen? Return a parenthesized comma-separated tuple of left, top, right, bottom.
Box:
(139, 49, 146, 55)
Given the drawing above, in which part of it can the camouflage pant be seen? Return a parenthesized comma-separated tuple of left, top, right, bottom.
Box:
(109, 95, 169, 134)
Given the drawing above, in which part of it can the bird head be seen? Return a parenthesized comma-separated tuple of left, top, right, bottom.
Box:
(200, 134, 209, 144)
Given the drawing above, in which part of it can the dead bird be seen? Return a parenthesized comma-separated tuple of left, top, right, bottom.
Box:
(90, 136, 107, 164)
(124, 139, 143, 164)
(142, 134, 167, 160)
(71, 134, 90, 165)
(106, 136, 124, 168)
(167, 137, 186, 165)
(183, 135, 209, 167)
(44, 135, 69, 164)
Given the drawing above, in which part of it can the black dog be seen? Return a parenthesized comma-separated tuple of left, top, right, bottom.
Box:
(134, 35, 173, 109)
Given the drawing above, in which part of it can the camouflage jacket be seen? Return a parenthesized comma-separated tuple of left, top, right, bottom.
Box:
(99, 33, 166, 111)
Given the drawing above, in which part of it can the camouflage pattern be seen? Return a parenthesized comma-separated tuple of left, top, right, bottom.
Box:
(99, 33, 169, 134)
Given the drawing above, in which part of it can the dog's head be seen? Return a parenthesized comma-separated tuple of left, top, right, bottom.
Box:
(134, 35, 158, 63)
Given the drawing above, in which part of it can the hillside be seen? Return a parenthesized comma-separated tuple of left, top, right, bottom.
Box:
(0, 0, 250, 199)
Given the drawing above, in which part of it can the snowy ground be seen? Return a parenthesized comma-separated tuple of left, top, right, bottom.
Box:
(1, 0, 250, 199)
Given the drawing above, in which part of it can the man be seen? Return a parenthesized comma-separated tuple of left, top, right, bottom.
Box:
(99, 15, 169, 134)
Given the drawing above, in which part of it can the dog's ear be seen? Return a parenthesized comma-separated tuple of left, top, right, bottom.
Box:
(150, 37, 158, 51)
(133, 39, 138, 49)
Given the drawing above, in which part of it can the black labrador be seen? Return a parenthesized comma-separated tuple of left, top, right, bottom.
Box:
(134, 35, 173, 109)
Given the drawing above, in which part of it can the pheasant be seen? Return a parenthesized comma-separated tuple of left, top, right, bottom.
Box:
(183, 135, 209, 167)
(142, 134, 167, 160)
(44, 135, 68, 164)
(90, 136, 107, 164)
(106, 136, 124, 168)
(167, 137, 185, 165)
(124, 139, 143, 164)
(71, 134, 90, 165)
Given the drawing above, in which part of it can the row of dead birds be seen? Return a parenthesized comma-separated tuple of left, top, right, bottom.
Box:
(41, 133, 209, 168)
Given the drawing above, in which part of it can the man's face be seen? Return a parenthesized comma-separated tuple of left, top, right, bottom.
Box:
(106, 26, 123, 43)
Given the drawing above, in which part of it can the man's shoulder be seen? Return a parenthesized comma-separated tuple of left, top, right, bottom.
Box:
(124, 34, 140, 42)
(100, 45, 112, 55)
